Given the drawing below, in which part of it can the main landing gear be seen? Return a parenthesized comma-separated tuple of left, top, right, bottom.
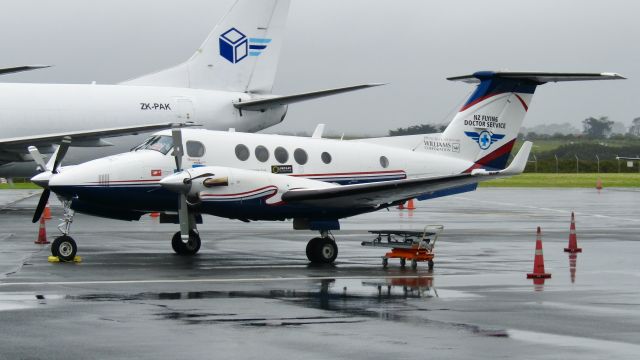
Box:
(171, 230, 201, 255)
(51, 200, 78, 262)
(171, 212, 202, 256)
(306, 230, 338, 264)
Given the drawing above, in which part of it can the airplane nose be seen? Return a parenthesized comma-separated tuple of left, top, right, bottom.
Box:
(159, 172, 191, 193)
(31, 171, 52, 188)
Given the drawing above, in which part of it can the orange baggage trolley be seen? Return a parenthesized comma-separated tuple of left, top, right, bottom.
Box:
(361, 225, 443, 270)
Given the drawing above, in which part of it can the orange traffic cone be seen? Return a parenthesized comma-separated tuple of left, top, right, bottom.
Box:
(43, 203, 52, 220)
(406, 199, 416, 210)
(564, 212, 582, 253)
(596, 178, 603, 191)
(34, 217, 50, 245)
(527, 227, 551, 279)
(397, 202, 405, 210)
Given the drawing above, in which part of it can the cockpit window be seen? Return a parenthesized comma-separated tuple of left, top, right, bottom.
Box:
(132, 136, 174, 155)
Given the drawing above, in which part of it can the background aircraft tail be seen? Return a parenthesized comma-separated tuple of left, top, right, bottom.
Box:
(122, 0, 290, 93)
(361, 71, 623, 171)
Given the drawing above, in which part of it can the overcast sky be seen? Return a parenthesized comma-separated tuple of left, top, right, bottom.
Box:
(1, 0, 637, 136)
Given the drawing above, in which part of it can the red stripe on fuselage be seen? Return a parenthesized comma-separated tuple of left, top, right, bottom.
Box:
(515, 94, 529, 111)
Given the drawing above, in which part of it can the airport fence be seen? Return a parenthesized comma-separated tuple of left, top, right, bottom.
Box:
(525, 155, 640, 173)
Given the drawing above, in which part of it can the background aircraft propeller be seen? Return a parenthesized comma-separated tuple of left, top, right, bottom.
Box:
(31, 137, 72, 223)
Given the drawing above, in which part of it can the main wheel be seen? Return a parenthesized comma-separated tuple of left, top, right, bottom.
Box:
(411, 259, 418, 270)
(171, 231, 201, 255)
(306, 238, 323, 262)
(307, 238, 338, 264)
(52, 236, 77, 262)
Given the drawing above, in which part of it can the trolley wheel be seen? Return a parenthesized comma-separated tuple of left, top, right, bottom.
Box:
(52, 235, 77, 262)
(382, 257, 388, 268)
(400, 258, 406, 268)
(428, 260, 434, 270)
(411, 259, 418, 270)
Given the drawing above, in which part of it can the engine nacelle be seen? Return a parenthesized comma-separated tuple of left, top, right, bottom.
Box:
(160, 166, 336, 205)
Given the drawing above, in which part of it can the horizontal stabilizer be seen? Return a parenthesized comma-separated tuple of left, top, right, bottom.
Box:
(234, 83, 385, 111)
(0, 65, 51, 76)
(447, 71, 625, 84)
(0, 122, 197, 149)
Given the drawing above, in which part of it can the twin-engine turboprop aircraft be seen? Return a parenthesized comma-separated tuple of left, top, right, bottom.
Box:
(0, 0, 380, 177)
(30, 71, 624, 263)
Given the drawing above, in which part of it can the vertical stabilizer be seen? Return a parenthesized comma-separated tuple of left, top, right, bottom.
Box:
(122, 0, 291, 93)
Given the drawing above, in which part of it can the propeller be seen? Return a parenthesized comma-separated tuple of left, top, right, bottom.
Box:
(31, 137, 72, 223)
(171, 127, 191, 242)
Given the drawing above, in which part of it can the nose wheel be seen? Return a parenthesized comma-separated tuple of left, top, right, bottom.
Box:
(51, 235, 77, 262)
(306, 236, 338, 264)
(171, 230, 201, 255)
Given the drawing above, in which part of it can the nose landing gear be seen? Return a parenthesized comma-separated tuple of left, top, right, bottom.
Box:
(50, 200, 79, 262)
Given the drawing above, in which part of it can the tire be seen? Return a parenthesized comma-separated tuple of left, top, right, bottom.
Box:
(172, 231, 201, 255)
(306, 238, 322, 262)
(400, 258, 406, 268)
(428, 260, 434, 270)
(411, 259, 418, 270)
(52, 236, 77, 262)
(313, 238, 338, 264)
(382, 258, 388, 268)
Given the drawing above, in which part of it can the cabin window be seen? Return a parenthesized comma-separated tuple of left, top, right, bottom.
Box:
(275, 147, 289, 164)
(186, 141, 206, 158)
(255, 145, 270, 162)
(321, 152, 332, 164)
(294, 148, 308, 165)
(380, 156, 389, 168)
(235, 144, 250, 161)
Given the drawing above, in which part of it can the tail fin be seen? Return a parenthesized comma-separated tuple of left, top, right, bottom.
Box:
(122, 0, 290, 93)
(442, 71, 624, 171)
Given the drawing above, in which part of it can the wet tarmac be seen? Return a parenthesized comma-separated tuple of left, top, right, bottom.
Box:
(0, 188, 639, 359)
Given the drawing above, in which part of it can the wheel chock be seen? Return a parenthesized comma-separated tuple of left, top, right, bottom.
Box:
(47, 256, 82, 263)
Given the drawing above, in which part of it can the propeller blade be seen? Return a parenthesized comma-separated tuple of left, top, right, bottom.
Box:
(171, 127, 184, 172)
(32, 189, 50, 223)
(178, 193, 190, 241)
(28, 146, 48, 172)
(52, 137, 72, 173)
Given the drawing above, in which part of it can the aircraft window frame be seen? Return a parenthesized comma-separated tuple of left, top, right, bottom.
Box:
(255, 145, 270, 163)
(380, 156, 390, 168)
(274, 147, 289, 164)
(235, 144, 250, 161)
(133, 135, 174, 155)
(294, 148, 308, 165)
(321, 152, 332, 164)
(186, 141, 206, 158)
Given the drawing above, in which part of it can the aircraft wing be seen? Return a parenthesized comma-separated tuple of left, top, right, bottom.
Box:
(0, 65, 51, 76)
(282, 142, 532, 208)
(233, 84, 385, 111)
(0, 123, 194, 150)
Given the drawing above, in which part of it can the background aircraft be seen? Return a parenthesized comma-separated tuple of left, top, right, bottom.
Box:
(0, 0, 380, 178)
(30, 71, 623, 263)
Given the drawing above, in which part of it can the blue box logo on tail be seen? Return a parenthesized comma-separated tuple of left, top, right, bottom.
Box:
(465, 130, 505, 150)
(220, 27, 272, 64)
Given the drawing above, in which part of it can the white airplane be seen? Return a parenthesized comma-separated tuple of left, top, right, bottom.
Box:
(0, 0, 381, 178)
(31, 71, 623, 263)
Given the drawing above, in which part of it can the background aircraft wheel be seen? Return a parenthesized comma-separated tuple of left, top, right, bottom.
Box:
(400, 258, 406, 268)
(382, 258, 388, 268)
(171, 231, 201, 255)
(306, 238, 321, 262)
(428, 260, 434, 270)
(411, 259, 418, 270)
(52, 236, 77, 262)
(308, 238, 338, 264)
